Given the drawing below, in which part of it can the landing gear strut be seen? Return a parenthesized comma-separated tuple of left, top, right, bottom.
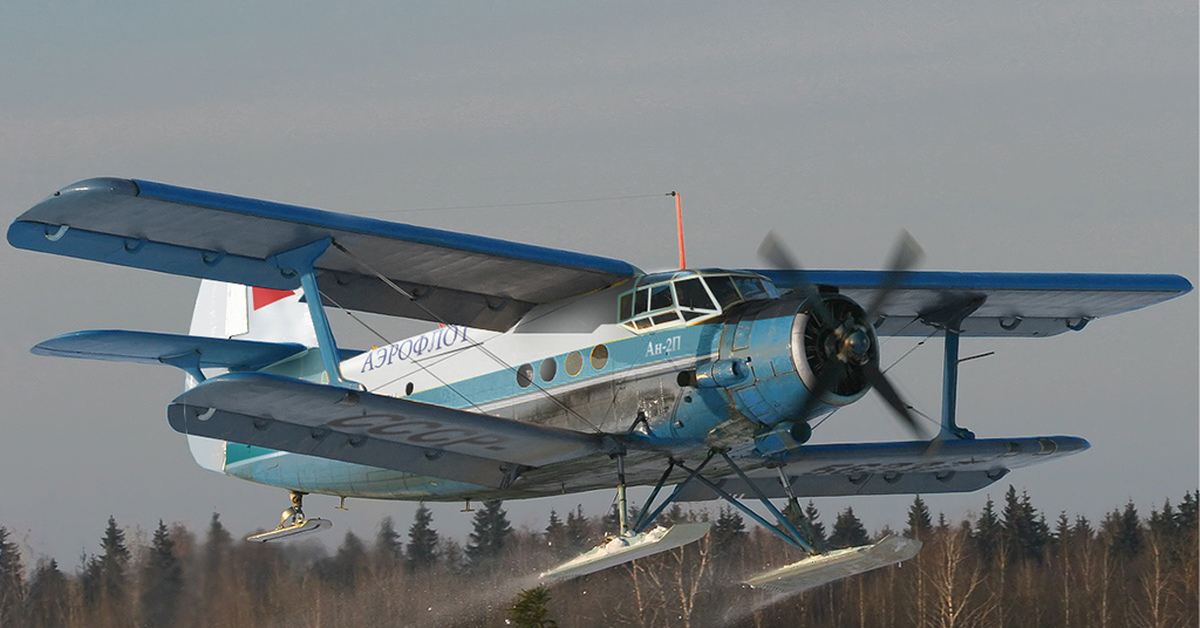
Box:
(279, 491, 308, 528)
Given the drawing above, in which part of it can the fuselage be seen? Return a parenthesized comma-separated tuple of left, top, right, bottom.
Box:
(214, 269, 874, 502)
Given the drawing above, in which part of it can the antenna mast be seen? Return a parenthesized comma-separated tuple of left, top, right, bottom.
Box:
(670, 191, 686, 269)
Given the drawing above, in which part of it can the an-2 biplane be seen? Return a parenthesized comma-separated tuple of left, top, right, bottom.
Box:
(8, 178, 1191, 591)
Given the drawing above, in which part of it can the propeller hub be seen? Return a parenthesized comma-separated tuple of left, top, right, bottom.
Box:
(842, 328, 872, 362)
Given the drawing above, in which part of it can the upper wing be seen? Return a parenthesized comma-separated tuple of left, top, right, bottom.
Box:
(676, 436, 1088, 500)
(754, 269, 1192, 337)
(167, 373, 605, 489)
(8, 178, 641, 331)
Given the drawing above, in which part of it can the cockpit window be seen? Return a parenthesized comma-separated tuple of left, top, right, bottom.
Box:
(650, 285, 673, 311)
(618, 271, 775, 333)
(705, 275, 741, 309)
(674, 277, 715, 310)
(734, 277, 768, 300)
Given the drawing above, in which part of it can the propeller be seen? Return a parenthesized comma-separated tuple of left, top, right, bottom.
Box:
(759, 230, 927, 439)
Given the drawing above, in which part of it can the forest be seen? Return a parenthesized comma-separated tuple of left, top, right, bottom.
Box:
(0, 486, 1195, 628)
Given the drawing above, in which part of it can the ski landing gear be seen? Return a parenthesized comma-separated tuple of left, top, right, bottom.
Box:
(541, 449, 921, 593)
(540, 451, 712, 583)
(247, 491, 333, 542)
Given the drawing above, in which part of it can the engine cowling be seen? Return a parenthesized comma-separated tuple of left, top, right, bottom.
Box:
(701, 294, 877, 428)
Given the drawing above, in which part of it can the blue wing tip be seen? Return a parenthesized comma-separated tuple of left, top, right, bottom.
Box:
(55, 177, 140, 199)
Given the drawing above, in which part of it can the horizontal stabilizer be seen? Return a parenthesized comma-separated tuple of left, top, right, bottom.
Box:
(32, 330, 310, 373)
(540, 523, 712, 582)
(677, 436, 1087, 501)
(9, 178, 640, 330)
(167, 373, 604, 489)
(744, 535, 921, 594)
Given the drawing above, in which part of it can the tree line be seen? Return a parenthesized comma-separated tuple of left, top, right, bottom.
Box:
(0, 487, 1195, 627)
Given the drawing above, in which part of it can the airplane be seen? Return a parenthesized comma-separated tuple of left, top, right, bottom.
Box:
(7, 177, 1192, 592)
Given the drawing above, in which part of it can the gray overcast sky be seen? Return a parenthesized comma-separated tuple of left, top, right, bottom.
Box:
(1, 2, 1195, 566)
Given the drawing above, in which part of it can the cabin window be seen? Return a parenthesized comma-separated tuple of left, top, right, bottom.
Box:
(516, 364, 534, 388)
(565, 351, 583, 376)
(590, 344, 609, 369)
(540, 357, 557, 382)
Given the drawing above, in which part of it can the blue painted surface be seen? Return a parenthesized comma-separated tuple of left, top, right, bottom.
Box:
(758, 269, 1193, 294)
(130, 178, 642, 277)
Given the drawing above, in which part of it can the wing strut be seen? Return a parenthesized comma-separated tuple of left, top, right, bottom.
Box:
(923, 296, 986, 439)
(267, 238, 357, 390)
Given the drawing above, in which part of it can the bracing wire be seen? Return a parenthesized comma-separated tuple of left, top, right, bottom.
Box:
(327, 239, 606, 433)
(366, 192, 672, 215)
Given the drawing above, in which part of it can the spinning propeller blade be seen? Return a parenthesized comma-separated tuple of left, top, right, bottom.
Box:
(758, 230, 927, 439)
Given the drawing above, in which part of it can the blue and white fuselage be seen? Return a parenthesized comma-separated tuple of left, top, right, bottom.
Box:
(212, 269, 855, 501)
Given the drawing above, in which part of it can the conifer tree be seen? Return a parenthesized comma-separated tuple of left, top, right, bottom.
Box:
(564, 505, 591, 551)
(83, 516, 130, 609)
(905, 495, 933, 540)
(544, 510, 568, 557)
(1106, 500, 1143, 558)
(1002, 486, 1048, 560)
(0, 526, 24, 628)
(322, 531, 366, 588)
(1178, 490, 1198, 532)
(972, 494, 1002, 565)
(508, 586, 558, 628)
(25, 559, 68, 628)
(712, 507, 746, 552)
(828, 506, 870, 549)
(374, 516, 403, 571)
(787, 500, 828, 551)
(441, 538, 465, 574)
(1147, 500, 1177, 538)
(201, 512, 231, 602)
(140, 520, 183, 627)
(601, 503, 623, 536)
(406, 504, 439, 572)
(466, 500, 512, 569)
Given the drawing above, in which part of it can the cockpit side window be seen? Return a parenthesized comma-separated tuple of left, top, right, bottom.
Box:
(650, 285, 673, 311)
(674, 277, 715, 311)
(705, 275, 741, 309)
(634, 288, 649, 315)
(733, 277, 767, 300)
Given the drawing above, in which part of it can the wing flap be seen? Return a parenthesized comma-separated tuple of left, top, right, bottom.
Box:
(756, 269, 1191, 337)
(675, 436, 1088, 500)
(9, 178, 641, 330)
(166, 373, 604, 488)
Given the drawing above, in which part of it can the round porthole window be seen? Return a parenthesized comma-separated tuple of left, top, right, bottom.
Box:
(565, 351, 583, 376)
(590, 344, 609, 370)
(516, 364, 534, 388)
(540, 357, 557, 382)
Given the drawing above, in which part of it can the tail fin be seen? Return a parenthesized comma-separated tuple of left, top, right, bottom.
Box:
(189, 281, 318, 346)
(186, 280, 318, 472)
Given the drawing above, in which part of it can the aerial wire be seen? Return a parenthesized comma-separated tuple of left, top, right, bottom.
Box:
(366, 192, 673, 215)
